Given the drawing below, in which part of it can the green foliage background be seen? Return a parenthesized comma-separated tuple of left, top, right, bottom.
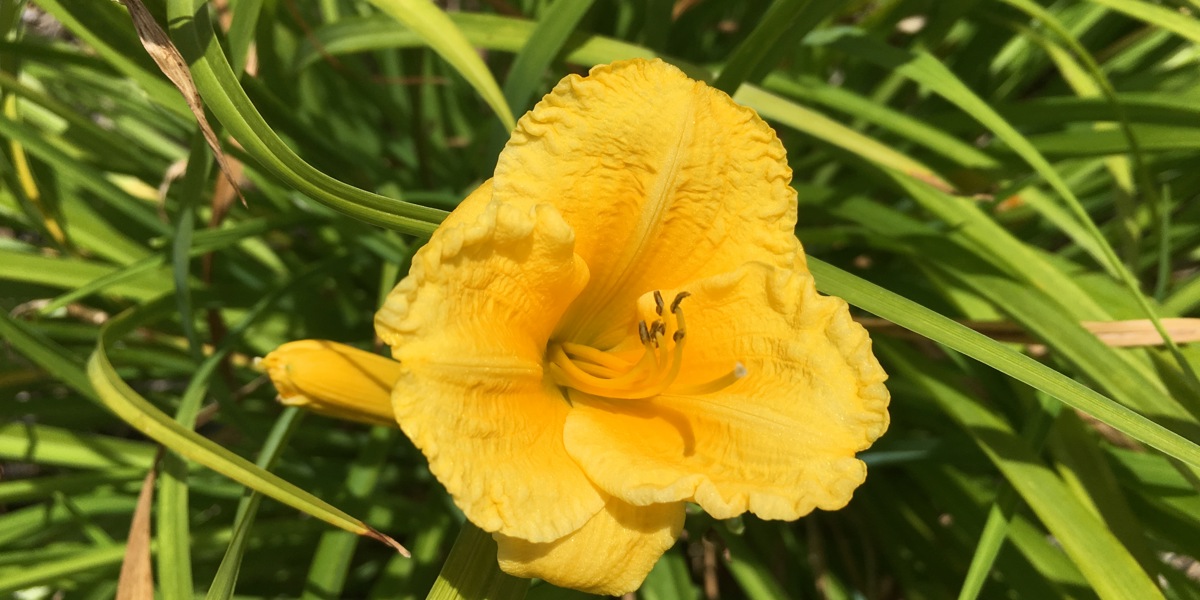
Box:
(2, 0, 1200, 598)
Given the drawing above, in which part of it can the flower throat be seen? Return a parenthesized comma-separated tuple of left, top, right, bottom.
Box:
(548, 291, 747, 400)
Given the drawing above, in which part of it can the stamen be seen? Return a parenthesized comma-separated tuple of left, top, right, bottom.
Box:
(571, 359, 623, 378)
(549, 345, 658, 392)
(547, 288, 729, 401)
(649, 320, 666, 347)
(670, 291, 691, 313)
(672, 301, 687, 337)
(640, 329, 686, 397)
(560, 342, 632, 371)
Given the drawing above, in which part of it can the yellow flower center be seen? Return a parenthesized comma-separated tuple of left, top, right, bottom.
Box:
(548, 291, 747, 400)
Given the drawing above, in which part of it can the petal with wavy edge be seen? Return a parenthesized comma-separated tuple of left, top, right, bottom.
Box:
(563, 261, 890, 520)
(495, 497, 684, 596)
(493, 59, 800, 347)
(375, 199, 605, 542)
(262, 340, 401, 427)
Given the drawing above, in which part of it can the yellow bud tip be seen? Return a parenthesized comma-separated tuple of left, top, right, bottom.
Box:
(262, 340, 404, 428)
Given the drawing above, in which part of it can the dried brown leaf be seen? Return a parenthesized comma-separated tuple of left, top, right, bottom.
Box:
(365, 525, 412, 558)
(856, 317, 1200, 349)
(117, 467, 158, 600)
(1082, 318, 1200, 348)
(121, 0, 246, 208)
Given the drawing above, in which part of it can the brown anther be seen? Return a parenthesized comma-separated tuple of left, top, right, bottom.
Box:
(651, 320, 666, 338)
(649, 320, 666, 347)
(673, 330, 685, 343)
(670, 291, 691, 313)
(638, 320, 650, 344)
(653, 291, 665, 316)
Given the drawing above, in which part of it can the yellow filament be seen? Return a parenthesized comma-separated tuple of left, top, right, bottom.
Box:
(548, 291, 704, 400)
(570, 359, 622, 378)
(560, 342, 632, 371)
(550, 338, 660, 391)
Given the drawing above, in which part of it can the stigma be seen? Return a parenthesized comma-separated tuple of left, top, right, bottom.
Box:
(547, 291, 747, 400)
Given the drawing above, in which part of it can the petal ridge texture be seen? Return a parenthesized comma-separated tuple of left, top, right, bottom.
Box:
(493, 59, 801, 347)
(269, 58, 889, 597)
(376, 196, 604, 544)
(563, 263, 889, 521)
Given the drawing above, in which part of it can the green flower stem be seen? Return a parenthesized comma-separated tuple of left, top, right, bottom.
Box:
(427, 522, 529, 600)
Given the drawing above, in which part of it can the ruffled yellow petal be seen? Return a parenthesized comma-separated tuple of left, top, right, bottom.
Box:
(261, 340, 401, 427)
(493, 59, 800, 347)
(563, 262, 890, 520)
(495, 496, 684, 596)
(374, 198, 605, 543)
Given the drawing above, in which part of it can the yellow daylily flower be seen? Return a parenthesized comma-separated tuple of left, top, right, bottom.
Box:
(265, 59, 889, 596)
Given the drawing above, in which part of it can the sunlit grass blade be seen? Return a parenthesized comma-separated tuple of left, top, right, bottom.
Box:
(640, 550, 700, 600)
(0, 545, 128, 595)
(367, 512, 453, 600)
(426, 522, 528, 600)
(0, 112, 164, 241)
(7, 2, 1200, 597)
(958, 395, 1061, 600)
(1086, 0, 1200, 45)
(1164, 273, 1200, 316)
(1001, 0, 1154, 263)
(87, 295, 405, 553)
(205, 407, 304, 600)
(0, 310, 98, 401)
(808, 257, 1200, 469)
(33, 256, 170, 315)
(806, 27, 1200, 390)
(721, 531, 795, 600)
(303, 426, 397, 599)
(884, 346, 1162, 600)
(160, 0, 446, 235)
(735, 85, 952, 190)
(957, 486, 1021, 600)
(0, 468, 148, 504)
(225, 0, 263, 77)
(30, 0, 190, 119)
(807, 28, 1116, 268)
(3, 96, 66, 247)
(0, 422, 156, 469)
(502, 0, 597, 117)
(0, 497, 135, 549)
(367, 0, 515, 131)
(713, 0, 838, 94)
(291, 13, 952, 190)
(845, 186, 1186, 420)
(482, 0, 598, 163)
(761, 73, 1000, 170)
(640, 0, 672, 52)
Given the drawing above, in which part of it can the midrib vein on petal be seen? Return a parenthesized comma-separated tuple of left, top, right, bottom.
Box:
(567, 96, 696, 346)
(417, 355, 542, 377)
